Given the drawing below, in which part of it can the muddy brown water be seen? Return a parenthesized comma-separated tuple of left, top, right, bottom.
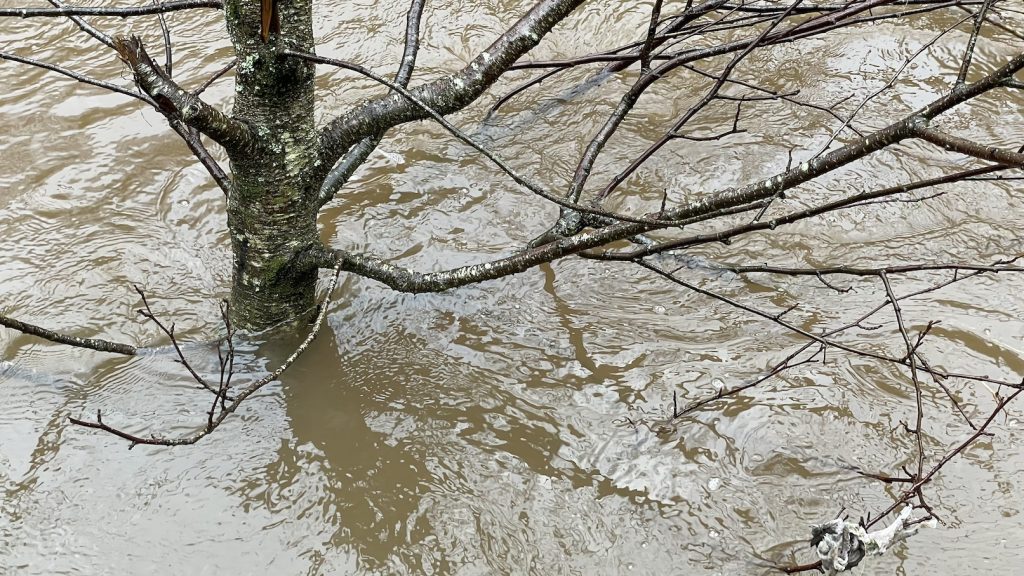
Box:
(2, 2, 1023, 574)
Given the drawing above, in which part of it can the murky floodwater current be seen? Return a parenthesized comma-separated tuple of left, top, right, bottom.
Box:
(2, 2, 1024, 574)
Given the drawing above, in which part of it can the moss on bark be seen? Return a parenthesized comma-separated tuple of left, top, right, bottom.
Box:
(223, 0, 320, 329)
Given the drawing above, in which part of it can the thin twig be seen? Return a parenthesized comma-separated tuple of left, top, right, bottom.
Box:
(70, 265, 345, 447)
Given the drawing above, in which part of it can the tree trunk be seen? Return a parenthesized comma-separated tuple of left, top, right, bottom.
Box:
(224, 0, 320, 329)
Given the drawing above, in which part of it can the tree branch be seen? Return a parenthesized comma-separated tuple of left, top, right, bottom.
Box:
(0, 49, 155, 105)
(0, 47, 231, 196)
(167, 119, 232, 196)
(45, 0, 113, 48)
(0, 0, 222, 18)
(313, 0, 587, 185)
(291, 49, 727, 227)
(152, 0, 174, 78)
(114, 35, 257, 154)
(69, 265, 345, 447)
(956, 0, 995, 86)
(585, 0, 805, 206)
(313, 51, 1022, 295)
(915, 126, 1024, 167)
(317, 0, 427, 206)
(0, 313, 137, 356)
(595, 165, 1010, 260)
(711, 262, 1024, 277)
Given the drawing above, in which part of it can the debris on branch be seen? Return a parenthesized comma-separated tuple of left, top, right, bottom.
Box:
(811, 507, 936, 575)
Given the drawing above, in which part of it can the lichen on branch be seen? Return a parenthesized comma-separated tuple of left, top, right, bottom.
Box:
(113, 35, 257, 154)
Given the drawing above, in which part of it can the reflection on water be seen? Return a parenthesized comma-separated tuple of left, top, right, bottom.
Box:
(2, 2, 1024, 575)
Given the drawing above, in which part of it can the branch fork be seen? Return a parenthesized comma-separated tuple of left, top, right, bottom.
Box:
(113, 35, 256, 154)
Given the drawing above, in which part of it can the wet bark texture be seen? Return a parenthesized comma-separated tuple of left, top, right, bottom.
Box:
(223, 0, 319, 328)
(213, 0, 586, 329)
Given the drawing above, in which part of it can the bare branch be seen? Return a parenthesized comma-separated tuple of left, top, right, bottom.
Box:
(598, 164, 1012, 260)
(639, 0, 665, 74)
(193, 58, 235, 96)
(45, 0, 113, 48)
(292, 49, 721, 227)
(807, 11, 971, 161)
(879, 271, 926, 480)
(588, 0, 806, 206)
(956, 0, 996, 86)
(915, 126, 1024, 167)
(661, 252, 1024, 432)
(0, 313, 137, 356)
(152, 0, 174, 78)
(712, 262, 1024, 277)
(867, 387, 1022, 527)
(314, 0, 587, 184)
(671, 344, 826, 419)
(1, 36, 230, 196)
(0, 0, 222, 18)
(166, 119, 232, 196)
(318, 62, 1023, 294)
(69, 265, 345, 447)
(0, 50, 154, 105)
(114, 35, 257, 153)
(133, 286, 217, 395)
(634, 259, 1024, 395)
(317, 0, 427, 205)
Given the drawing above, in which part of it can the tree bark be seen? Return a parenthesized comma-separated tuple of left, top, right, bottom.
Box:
(223, 0, 320, 328)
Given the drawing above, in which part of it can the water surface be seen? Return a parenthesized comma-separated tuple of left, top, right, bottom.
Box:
(1, 2, 1023, 574)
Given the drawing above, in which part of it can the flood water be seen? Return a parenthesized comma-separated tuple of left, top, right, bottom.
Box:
(2, 2, 1024, 574)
